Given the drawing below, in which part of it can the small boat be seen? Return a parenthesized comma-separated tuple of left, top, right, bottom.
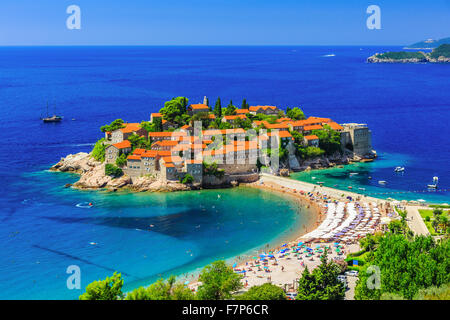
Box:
(427, 176, 439, 189)
(394, 166, 405, 172)
(358, 188, 366, 191)
(378, 180, 387, 185)
(349, 172, 358, 176)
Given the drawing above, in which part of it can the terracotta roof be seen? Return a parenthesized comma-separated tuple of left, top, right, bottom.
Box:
(208, 114, 216, 119)
(276, 117, 292, 123)
(154, 140, 179, 147)
(235, 109, 249, 114)
(253, 120, 269, 127)
(127, 155, 142, 160)
(157, 150, 172, 156)
(148, 131, 187, 138)
(186, 159, 203, 164)
(163, 163, 175, 168)
(249, 106, 278, 112)
(223, 114, 247, 120)
(307, 116, 332, 123)
(151, 113, 162, 117)
(327, 122, 343, 131)
(264, 122, 289, 129)
(181, 125, 192, 130)
(288, 120, 309, 127)
(303, 124, 323, 131)
(133, 148, 146, 155)
(112, 140, 131, 149)
(276, 131, 293, 138)
(189, 104, 209, 110)
(141, 150, 159, 158)
(304, 135, 319, 140)
(120, 123, 141, 134)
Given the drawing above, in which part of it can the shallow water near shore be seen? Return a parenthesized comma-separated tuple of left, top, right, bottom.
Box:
(291, 151, 450, 203)
(1, 170, 313, 299)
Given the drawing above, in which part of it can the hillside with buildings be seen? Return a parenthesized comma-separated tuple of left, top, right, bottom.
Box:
(51, 96, 375, 191)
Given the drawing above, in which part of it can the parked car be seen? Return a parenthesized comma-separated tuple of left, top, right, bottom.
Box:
(286, 292, 297, 300)
(337, 275, 348, 288)
(345, 270, 359, 277)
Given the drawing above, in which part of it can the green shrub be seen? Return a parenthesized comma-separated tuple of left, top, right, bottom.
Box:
(236, 283, 286, 300)
(105, 164, 123, 177)
(181, 174, 194, 184)
(91, 139, 106, 162)
(115, 153, 127, 167)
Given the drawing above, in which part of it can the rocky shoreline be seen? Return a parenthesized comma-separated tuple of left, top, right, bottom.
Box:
(50, 152, 197, 192)
(50, 150, 372, 192)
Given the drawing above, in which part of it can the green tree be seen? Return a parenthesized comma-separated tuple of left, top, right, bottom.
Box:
(241, 98, 249, 109)
(79, 272, 124, 300)
(100, 119, 125, 133)
(181, 174, 194, 184)
(160, 97, 189, 124)
(355, 234, 449, 300)
(128, 134, 149, 150)
(196, 260, 243, 300)
(312, 124, 341, 155)
(91, 139, 106, 162)
(125, 275, 195, 300)
(296, 251, 345, 300)
(286, 107, 306, 120)
(236, 283, 286, 300)
(214, 97, 222, 118)
(105, 164, 123, 177)
(224, 100, 237, 116)
(115, 153, 127, 167)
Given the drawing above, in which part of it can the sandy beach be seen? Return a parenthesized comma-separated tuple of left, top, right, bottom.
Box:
(184, 175, 394, 298)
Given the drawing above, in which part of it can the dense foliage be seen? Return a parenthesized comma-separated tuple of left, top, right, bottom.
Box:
(286, 107, 306, 120)
(91, 139, 106, 162)
(100, 119, 125, 133)
(430, 44, 450, 58)
(236, 283, 286, 300)
(181, 174, 194, 184)
(160, 97, 189, 125)
(355, 234, 449, 300)
(115, 153, 127, 167)
(125, 276, 195, 300)
(376, 51, 426, 60)
(203, 162, 225, 178)
(312, 124, 341, 155)
(296, 250, 345, 300)
(196, 260, 243, 300)
(105, 164, 123, 177)
(79, 272, 124, 300)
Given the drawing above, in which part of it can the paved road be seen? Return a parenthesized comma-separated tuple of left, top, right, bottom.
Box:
(405, 206, 430, 236)
(345, 276, 358, 300)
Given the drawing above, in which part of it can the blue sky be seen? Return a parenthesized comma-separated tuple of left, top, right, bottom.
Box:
(0, 0, 449, 45)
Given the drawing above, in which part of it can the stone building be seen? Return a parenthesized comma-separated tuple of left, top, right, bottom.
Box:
(105, 140, 132, 164)
(341, 123, 373, 157)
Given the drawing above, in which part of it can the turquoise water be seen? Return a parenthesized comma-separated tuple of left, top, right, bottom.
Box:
(291, 151, 449, 203)
(1, 169, 313, 299)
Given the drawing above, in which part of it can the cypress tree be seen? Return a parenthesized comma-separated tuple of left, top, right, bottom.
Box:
(214, 97, 222, 118)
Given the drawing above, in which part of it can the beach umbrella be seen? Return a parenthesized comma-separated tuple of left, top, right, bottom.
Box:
(232, 263, 237, 268)
(184, 281, 190, 285)
(298, 242, 303, 246)
(259, 254, 266, 258)
(281, 243, 287, 247)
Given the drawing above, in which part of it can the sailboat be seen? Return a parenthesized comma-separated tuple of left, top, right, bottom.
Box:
(41, 102, 62, 123)
(427, 176, 439, 189)
(394, 166, 405, 172)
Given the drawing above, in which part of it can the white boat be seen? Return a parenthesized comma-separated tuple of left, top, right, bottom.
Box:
(394, 167, 405, 172)
(427, 176, 439, 189)
(378, 180, 387, 184)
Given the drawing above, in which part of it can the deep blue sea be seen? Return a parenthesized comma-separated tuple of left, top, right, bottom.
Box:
(0, 46, 449, 299)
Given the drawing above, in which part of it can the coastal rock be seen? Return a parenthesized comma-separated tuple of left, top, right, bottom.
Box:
(73, 163, 112, 189)
(50, 152, 94, 173)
